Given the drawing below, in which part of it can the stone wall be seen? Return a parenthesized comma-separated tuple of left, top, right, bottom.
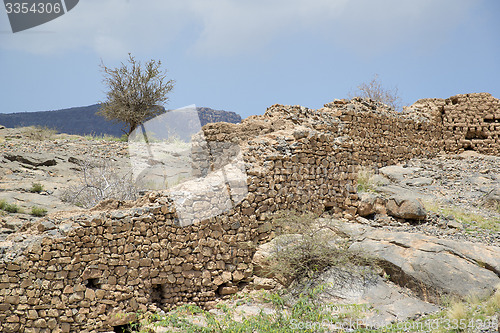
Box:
(323, 98, 442, 168)
(1, 93, 499, 332)
(0, 202, 262, 332)
(0, 105, 358, 332)
(412, 93, 500, 155)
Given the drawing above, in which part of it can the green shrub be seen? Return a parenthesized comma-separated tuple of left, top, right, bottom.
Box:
(5, 204, 19, 213)
(30, 183, 44, 193)
(31, 206, 47, 217)
(136, 287, 343, 333)
(1, 201, 20, 213)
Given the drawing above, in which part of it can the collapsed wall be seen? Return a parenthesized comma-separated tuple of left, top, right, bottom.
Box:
(0, 92, 499, 332)
(411, 92, 500, 155)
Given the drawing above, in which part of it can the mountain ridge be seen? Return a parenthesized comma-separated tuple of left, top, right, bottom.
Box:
(0, 104, 241, 137)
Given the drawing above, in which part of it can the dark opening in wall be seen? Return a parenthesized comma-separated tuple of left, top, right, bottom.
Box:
(465, 130, 488, 140)
(324, 204, 334, 213)
(113, 323, 138, 333)
(151, 284, 163, 308)
(85, 278, 101, 290)
(450, 97, 459, 105)
(484, 118, 499, 124)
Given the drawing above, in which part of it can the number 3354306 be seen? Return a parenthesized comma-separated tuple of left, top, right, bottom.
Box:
(5, 2, 62, 14)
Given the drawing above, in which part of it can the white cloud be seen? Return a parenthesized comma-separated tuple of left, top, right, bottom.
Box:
(0, 0, 478, 58)
(188, 0, 478, 56)
(187, 0, 349, 56)
(0, 0, 191, 58)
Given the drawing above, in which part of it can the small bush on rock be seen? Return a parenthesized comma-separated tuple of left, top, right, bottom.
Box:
(30, 183, 44, 193)
(0, 200, 21, 213)
(31, 206, 47, 217)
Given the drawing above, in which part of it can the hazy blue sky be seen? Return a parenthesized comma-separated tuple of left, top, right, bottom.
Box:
(1, 0, 499, 119)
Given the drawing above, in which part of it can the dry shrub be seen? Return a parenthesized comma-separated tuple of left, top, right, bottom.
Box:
(447, 300, 468, 321)
(348, 74, 402, 111)
(356, 166, 379, 193)
(268, 211, 378, 286)
(23, 126, 58, 141)
(61, 158, 138, 208)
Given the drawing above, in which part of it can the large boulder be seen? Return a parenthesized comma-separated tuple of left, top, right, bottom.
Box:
(386, 195, 426, 220)
(379, 165, 419, 183)
(357, 192, 387, 217)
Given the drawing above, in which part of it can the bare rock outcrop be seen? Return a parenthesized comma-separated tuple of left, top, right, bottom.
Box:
(341, 223, 500, 302)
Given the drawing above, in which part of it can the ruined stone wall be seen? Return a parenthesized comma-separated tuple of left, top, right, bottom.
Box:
(315, 93, 500, 166)
(1, 93, 498, 332)
(0, 106, 358, 332)
(0, 202, 262, 333)
(411, 93, 500, 155)
(322, 99, 442, 168)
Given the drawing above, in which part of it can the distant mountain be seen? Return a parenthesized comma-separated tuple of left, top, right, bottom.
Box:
(0, 104, 241, 137)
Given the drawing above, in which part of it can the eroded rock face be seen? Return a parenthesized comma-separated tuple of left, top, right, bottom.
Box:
(341, 224, 500, 302)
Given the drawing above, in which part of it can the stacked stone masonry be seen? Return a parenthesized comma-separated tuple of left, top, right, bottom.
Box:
(0, 93, 499, 332)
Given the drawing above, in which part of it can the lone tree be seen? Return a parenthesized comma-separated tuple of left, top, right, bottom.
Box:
(98, 53, 175, 135)
(349, 74, 402, 111)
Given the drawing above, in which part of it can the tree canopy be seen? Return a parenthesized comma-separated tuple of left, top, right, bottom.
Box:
(98, 54, 175, 135)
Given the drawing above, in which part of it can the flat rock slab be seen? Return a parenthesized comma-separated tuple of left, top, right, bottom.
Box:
(4, 153, 57, 167)
(339, 222, 500, 301)
(311, 267, 440, 326)
(405, 177, 434, 187)
(379, 165, 420, 183)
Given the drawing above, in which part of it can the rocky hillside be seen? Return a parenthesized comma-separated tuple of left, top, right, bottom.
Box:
(0, 95, 499, 333)
(0, 104, 241, 137)
(1, 124, 499, 332)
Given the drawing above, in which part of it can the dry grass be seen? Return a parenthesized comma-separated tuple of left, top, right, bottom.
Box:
(23, 126, 58, 141)
(446, 300, 468, 321)
(355, 167, 379, 193)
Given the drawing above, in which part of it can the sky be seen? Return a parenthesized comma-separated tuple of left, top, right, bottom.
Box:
(1, 0, 499, 120)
